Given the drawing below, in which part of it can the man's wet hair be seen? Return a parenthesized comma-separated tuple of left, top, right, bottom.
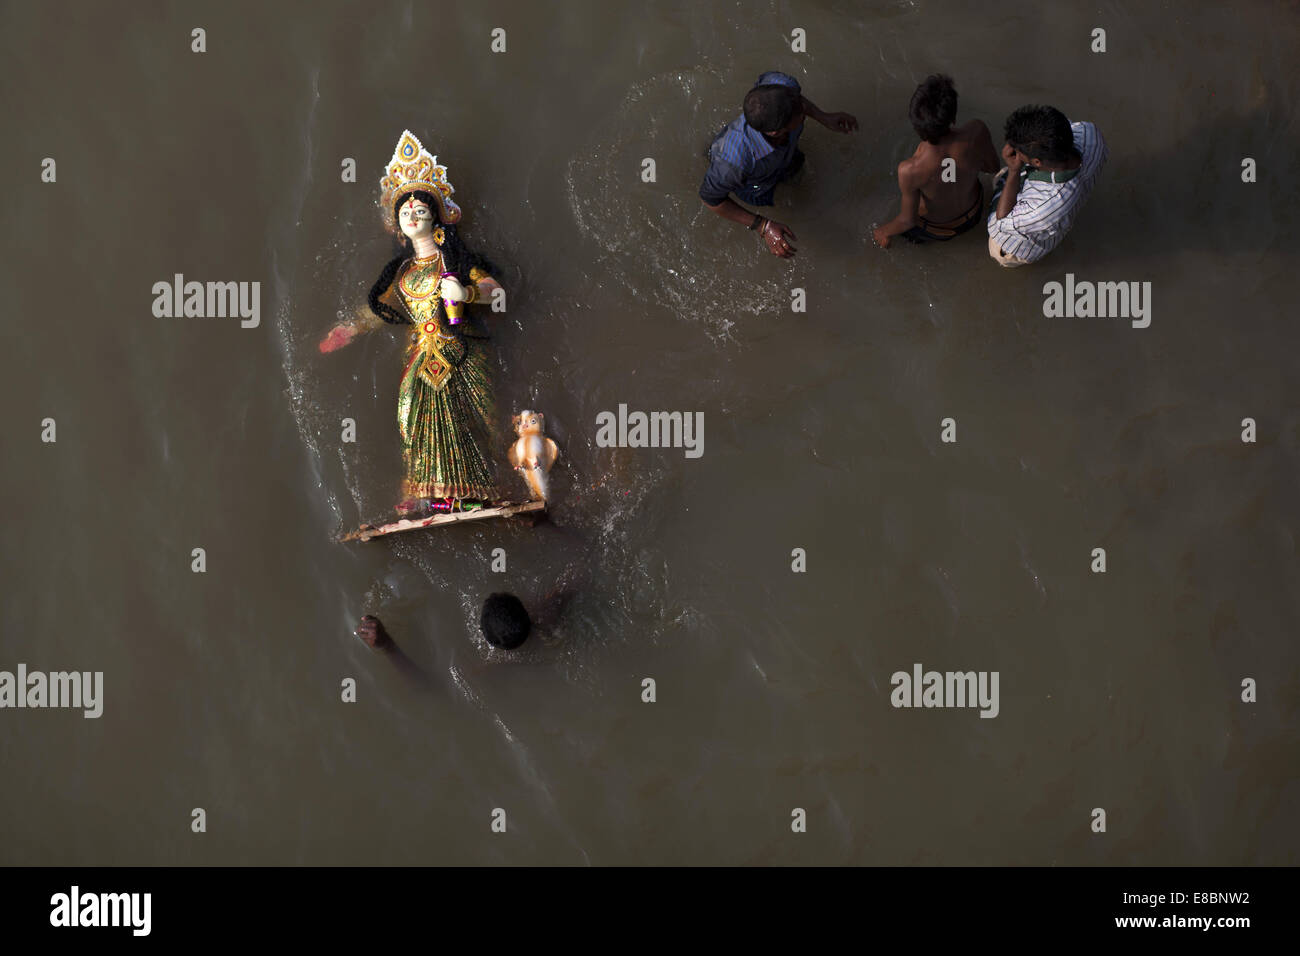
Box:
(909, 74, 958, 144)
(744, 84, 801, 133)
(1004, 105, 1079, 164)
(481, 593, 531, 649)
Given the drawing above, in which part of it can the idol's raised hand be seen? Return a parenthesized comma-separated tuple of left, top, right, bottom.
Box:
(319, 323, 358, 353)
(438, 275, 468, 302)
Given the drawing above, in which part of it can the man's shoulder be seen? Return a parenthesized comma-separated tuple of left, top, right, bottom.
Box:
(1017, 177, 1061, 201)
(708, 116, 754, 166)
(898, 149, 937, 183)
(1008, 180, 1062, 219)
(1070, 120, 1108, 173)
(1071, 120, 1106, 150)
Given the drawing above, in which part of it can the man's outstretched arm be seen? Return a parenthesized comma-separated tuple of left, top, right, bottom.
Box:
(872, 168, 921, 249)
(700, 160, 798, 258)
(800, 94, 858, 133)
(701, 195, 798, 259)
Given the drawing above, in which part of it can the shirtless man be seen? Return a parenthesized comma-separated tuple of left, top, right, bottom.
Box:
(872, 74, 999, 249)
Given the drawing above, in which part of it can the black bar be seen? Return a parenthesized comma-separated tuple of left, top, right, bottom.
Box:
(0, 866, 1278, 942)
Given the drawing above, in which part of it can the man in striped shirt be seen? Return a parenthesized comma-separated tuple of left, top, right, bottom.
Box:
(987, 105, 1108, 267)
(699, 71, 858, 259)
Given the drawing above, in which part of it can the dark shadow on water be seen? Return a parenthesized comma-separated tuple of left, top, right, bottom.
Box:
(1077, 105, 1300, 270)
(378, 642, 434, 691)
(356, 614, 436, 691)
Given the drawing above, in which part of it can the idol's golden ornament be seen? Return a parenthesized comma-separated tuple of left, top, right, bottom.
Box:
(378, 129, 462, 234)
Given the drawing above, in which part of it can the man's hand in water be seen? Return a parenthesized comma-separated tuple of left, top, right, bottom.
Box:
(761, 219, 798, 258)
(801, 97, 858, 134)
(871, 225, 892, 249)
(821, 111, 859, 133)
(355, 615, 392, 650)
(319, 323, 358, 353)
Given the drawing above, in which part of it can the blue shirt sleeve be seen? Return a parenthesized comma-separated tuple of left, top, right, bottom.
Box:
(699, 156, 745, 205)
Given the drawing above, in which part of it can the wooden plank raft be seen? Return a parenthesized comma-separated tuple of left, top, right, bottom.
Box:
(340, 500, 545, 543)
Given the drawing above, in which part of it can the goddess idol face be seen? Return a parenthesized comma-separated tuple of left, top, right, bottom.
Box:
(398, 197, 435, 239)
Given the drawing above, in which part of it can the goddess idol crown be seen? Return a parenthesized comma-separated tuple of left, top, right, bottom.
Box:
(378, 130, 462, 234)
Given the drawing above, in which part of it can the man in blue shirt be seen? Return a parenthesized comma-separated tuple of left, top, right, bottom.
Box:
(700, 71, 858, 258)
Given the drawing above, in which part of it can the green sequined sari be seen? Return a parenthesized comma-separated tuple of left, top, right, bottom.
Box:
(388, 257, 498, 501)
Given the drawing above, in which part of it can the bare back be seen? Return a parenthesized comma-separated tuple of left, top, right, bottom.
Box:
(898, 119, 999, 223)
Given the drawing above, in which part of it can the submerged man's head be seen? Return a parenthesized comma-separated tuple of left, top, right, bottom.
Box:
(909, 74, 958, 144)
(744, 83, 803, 140)
(1004, 105, 1079, 167)
(481, 593, 531, 649)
